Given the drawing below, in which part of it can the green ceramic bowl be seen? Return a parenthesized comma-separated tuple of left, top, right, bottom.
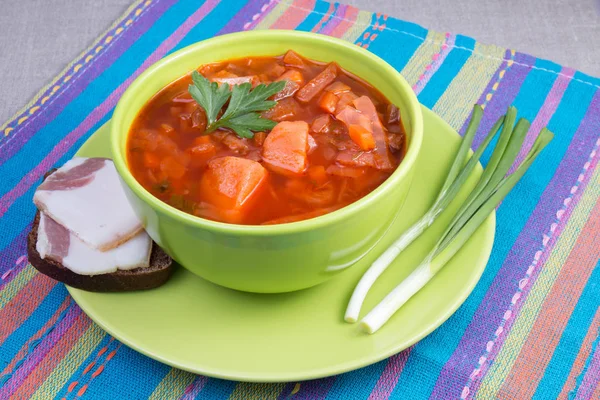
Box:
(111, 30, 423, 293)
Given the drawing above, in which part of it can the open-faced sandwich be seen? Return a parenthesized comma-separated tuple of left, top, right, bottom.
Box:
(28, 157, 173, 292)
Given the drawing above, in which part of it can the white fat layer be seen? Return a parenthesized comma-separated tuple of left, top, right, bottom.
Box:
(37, 213, 152, 276)
(34, 158, 142, 250)
(36, 213, 51, 259)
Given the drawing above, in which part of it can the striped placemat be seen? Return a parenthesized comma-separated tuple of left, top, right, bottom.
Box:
(1, 0, 599, 398)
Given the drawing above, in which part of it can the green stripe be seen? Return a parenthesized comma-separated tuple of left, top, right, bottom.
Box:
(342, 10, 372, 43)
(433, 42, 505, 129)
(149, 368, 197, 400)
(0, 264, 37, 309)
(400, 31, 447, 87)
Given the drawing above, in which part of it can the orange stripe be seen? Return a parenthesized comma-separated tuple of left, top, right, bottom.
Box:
(91, 364, 104, 378)
(311, 2, 334, 32)
(498, 198, 600, 399)
(270, 0, 315, 29)
(68, 381, 78, 393)
(0, 297, 70, 375)
(557, 309, 600, 399)
(329, 6, 358, 38)
(9, 313, 91, 400)
(0, 274, 56, 344)
(73, 344, 121, 399)
(76, 384, 88, 397)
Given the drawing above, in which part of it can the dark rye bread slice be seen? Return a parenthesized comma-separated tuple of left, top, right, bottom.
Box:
(28, 212, 173, 292)
(30, 164, 174, 292)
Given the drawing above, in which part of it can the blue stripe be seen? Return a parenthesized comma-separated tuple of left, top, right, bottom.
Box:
(315, 2, 339, 33)
(325, 360, 387, 399)
(196, 378, 237, 399)
(83, 345, 171, 400)
(391, 58, 595, 399)
(533, 259, 600, 399)
(170, 0, 249, 51)
(0, 284, 67, 366)
(417, 35, 475, 109)
(367, 17, 428, 74)
(296, 0, 331, 32)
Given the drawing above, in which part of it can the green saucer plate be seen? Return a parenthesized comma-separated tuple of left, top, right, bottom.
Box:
(68, 106, 495, 382)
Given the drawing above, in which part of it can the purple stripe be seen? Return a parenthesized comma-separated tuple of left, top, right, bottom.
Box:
(467, 92, 600, 395)
(430, 89, 600, 399)
(0, 0, 221, 219)
(413, 34, 455, 95)
(0, 305, 82, 398)
(244, 0, 278, 31)
(368, 347, 413, 399)
(292, 376, 337, 399)
(0, 225, 30, 289)
(575, 339, 600, 400)
(0, 0, 176, 165)
(319, 4, 346, 35)
(510, 67, 575, 172)
(217, 0, 268, 35)
(468, 52, 536, 147)
(427, 53, 533, 397)
(180, 376, 208, 400)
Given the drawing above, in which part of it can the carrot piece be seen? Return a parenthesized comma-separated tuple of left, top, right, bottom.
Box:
(353, 96, 394, 169)
(160, 157, 187, 179)
(254, 131, 267, 146)
(318, 91, 339, 114)
(143, 152, 160, 169)
(325, 81, 351, 95)
(296, 63, 338, 103)
(278, 69, 304, 86)
(308, 165, 328, 185)
(199, 157, 269, 224)
(348, 124, 376, 151)
(262, 121, 309, 177)
(283, 50, 305, 68)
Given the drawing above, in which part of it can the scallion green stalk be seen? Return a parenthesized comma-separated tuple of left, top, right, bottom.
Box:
(359, 126, 553, 333)
(345, 105, 503, 323)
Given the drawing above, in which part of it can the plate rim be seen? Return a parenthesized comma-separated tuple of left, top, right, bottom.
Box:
(67, 105, 496, 382)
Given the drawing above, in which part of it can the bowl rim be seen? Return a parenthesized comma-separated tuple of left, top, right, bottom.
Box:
(111, 30, 423, 235)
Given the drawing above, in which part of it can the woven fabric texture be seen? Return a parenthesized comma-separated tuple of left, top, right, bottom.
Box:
(0, 0, 599, 399)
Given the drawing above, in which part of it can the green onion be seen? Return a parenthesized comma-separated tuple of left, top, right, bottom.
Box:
(345, 105, 503, 323)
(345, 105, 553, 333)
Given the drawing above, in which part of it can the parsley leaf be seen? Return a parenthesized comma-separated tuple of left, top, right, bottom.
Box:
(188, 71, 285, 139)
